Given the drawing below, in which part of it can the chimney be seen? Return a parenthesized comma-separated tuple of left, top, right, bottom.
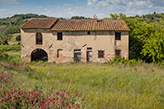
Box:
(93, 14, 97, 21)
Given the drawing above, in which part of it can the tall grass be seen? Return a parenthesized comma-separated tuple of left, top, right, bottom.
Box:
(0, 47, 164, 108)
(0, 60, 163, 108)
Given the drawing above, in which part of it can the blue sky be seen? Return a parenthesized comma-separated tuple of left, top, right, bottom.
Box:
(0, 0, 164, 19)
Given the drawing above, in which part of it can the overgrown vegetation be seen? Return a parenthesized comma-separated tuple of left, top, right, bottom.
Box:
(0, 57, 164, 108)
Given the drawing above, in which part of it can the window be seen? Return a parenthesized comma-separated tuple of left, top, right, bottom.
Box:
(115, 32, 121, 40)
(36, 32, 42, 44)
(57, 32, 63, 40)
(87, 47, 92, 51)
(115, 49, 121, 56)
(57, 49, 63, 58)
(87, 31, 90, 35)
(74, 49, 81, 52)
(98, 50, 104, 58)
(74, 49, 81, 62)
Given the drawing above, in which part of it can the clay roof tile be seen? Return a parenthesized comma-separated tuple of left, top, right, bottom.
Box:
(20, 18, 58, 29)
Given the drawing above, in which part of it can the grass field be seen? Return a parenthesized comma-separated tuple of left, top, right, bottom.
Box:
(0, 58, 164, 108)
(0, 43, 164, 108)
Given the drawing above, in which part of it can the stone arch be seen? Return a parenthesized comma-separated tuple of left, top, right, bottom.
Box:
(31, 49, 48, 62)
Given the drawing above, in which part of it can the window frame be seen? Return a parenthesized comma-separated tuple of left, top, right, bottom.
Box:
(98, 50, 104, 58)
(115, 49, 121, 56)
(74, 49, 82, 62)
(57, 32, 63, 40)
(115, 32, 121, 40)
(36, 32, 42, 45)
(57, 49, 63, 58)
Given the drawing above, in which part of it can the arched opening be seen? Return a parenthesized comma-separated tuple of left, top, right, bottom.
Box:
(31, 49, 48, 62)
(36, 32, 42, 44)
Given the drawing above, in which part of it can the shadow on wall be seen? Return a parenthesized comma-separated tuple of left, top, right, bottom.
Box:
(31, 49, 48, 62)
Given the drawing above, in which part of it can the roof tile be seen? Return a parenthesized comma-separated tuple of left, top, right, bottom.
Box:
(51, 20, 130, 31)
(20, 18, 130, 31)
(20, 18, 58, 29)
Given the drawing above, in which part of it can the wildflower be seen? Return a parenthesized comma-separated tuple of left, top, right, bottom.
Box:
(5, 98, 8, 102)
(82, 98, 84, 101)
(55, 97, 59, 100)
(24, 91, 27, 94)
(38, 100, 41, 103)
(67, 106, 71, 109)
(77, 105, 80, 108)
(0, 99, 4, 103)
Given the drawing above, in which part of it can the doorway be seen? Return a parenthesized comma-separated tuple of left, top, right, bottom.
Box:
(31, 49, 48, 62)
(87, 51, 93, 62)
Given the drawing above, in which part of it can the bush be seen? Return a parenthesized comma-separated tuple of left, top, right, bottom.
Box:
(0, 88, 84, 109)
(0, 45, 21, 52)
(108, 56, 143, 66)
(0, 52, 11, 61)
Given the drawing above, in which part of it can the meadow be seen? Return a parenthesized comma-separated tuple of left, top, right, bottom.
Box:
(0, 44, 164, 109)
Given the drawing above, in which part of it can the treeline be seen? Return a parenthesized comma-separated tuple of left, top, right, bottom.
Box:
(71, 16, 92, 19)
(1, 13, 164, 63)
(108, 13, 164, 62)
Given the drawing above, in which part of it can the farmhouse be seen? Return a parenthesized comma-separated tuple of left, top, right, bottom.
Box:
(20, 15, 130, 63)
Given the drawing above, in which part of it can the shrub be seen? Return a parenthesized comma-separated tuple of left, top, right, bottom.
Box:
(0, 52, 11, 61)
(0, 88, 84, 109)
(108, 56, 143, 66)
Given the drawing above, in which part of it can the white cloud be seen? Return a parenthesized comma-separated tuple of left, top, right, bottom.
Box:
(127, 1, 153, 9)
(0, 0, 19, 5)
(37, 6, 48, 11)
(64, 4, 74, 6)
(87, 0, 155, 13)
(65, 8, 72, 11)
(71, 0, 79, 2)
(0, 9, 6, 11)
(37, 6, 43, 9)
(44, 8, 48, 11)
(68, 8, 72, 11)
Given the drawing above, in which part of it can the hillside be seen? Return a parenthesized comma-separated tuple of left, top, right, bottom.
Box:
(0, 12, 163, 35)
(0, 13, 50, 34)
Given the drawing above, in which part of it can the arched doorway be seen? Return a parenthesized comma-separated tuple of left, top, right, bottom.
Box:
(31, 49, 48, 62)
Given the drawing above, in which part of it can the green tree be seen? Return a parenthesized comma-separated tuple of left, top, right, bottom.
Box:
(0, 27, 12, 45)
(109, 13, 126, 20)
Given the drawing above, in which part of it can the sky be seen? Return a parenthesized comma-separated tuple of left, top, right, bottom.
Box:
(0, 0, 164, 19)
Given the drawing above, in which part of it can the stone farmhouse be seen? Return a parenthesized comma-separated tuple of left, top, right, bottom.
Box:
(20, 15, 130, 63)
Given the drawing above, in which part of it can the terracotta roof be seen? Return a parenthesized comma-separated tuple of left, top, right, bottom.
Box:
(51, 20, 130, 31)
(20, 18, 58, 29)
